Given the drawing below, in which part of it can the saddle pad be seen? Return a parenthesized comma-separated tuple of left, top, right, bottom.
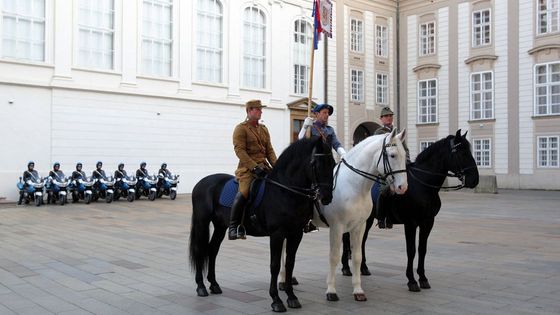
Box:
(219, 178, 266, 209)
(371, 182, 381, 205)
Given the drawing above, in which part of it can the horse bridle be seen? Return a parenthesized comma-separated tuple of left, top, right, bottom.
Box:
(408, 138, 477, 190)
(334, 135, 407, 189)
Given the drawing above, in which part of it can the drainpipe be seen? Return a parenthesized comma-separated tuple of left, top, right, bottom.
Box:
(396, 1, 401, 129)
(324, 37, 328, 104)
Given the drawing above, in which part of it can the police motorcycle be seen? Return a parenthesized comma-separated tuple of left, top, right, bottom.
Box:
(91, 162, 115, 203)
(17, 161, 46, 207)
(70, 163, 95, 204)
(113, 163, 137, 202)
(135, 162, 158, 201)
(157, 163, 179, 200)
(46, 162, 71, 206)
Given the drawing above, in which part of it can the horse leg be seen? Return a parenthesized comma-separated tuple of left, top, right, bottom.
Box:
(284, 232, 304, 309)
(349, 224, 367, 301)
(207, 224, 226, 294)
(404, 223, 420, 292)
(278, 240, 299, 291)
(341, 232, 352, 276)
(360, 215, 375, 276)
(269, 233, 287, 312)
(326, 226, 343, 301)
(417, 218, 435, 289)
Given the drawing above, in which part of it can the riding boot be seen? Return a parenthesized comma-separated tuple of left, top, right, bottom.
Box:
(377, 185, 393, 229)
(17, 192, 23, 205)
(228, 192, 247, 240)
(304, 220, 318, 233)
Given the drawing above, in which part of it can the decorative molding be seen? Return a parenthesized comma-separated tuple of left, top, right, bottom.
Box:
(464, 54, 498, 65)
(528, 44, 560, 55)
(412, 63, 441, 72)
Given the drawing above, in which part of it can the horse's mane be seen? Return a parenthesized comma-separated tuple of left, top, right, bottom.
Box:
(271, 138, 317, 175)
(414, 135, 453, 164)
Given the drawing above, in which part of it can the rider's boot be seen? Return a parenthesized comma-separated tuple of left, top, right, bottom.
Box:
(377, 185, 393, 229)
(304, 220, 318, 233)
(17, 192, 23, 205)
(228, 192, 247, 240)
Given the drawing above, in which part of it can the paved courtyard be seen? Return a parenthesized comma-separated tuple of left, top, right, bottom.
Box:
(0, 189, 559, 315)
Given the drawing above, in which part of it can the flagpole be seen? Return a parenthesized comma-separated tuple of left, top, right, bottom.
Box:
(307, 28, 316, 119)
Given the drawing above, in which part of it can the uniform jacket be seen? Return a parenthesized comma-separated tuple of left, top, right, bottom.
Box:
(233, 120, 277, 175)
(310, 121, 343, 151)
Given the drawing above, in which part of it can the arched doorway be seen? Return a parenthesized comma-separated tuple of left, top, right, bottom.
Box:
(353, 122, 380, 146)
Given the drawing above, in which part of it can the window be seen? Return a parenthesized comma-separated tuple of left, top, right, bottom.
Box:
(473, 139, 491, 167)
(537, 136, 559, 167)
(472, 9, 491, 47)
(417, 79, 437, 123)
(350, 18, 363, 53)
(243, 6, 266, 89)
(78, 0, 114, 70)
(375, 24, 388, 57)
(351, 69, 364, 102)
(196, 0, 222, 82)
(419, 21, 435, 56)
(538, 0, 560, 34)
(420, 141, 435, 152)
(535, 62, 560, 115)
(471, 71, 493, 120)
(142, 0, 173, 77)
(293, 19, 312, 95)
(376, 73, 388, 105)
(2, 0, 45, 61)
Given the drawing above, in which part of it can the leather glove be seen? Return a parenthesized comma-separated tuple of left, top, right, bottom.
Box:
(251, 165, 267, 178)
(336, 147, 347, 158)
(303, 117, 314, 129)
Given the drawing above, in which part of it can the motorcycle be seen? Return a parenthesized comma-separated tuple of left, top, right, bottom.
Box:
(46, 176, 71, 206)
(136, 175, 158, 201)
(70, 176, 95, 204)
(114, 176, 137, 202)
(157, 173, 179, 200)
(17, 176, 46, 207)
(92, 176, 115, 203)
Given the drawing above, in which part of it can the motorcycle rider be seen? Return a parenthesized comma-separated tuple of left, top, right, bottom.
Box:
(114, 162, 129, 180)
(18, 161, 40, 205)
(71, 162, 87, 203)
(136, 162, 149, 178)
(47, 162, 66, 203)
(92, 161, 109, 191)
(158, 163, 172, 177)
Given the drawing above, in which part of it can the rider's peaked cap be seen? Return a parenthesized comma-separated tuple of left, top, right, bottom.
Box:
(313, 104, 334, 116)
(245, 99, 266, 110)
(380, 106, 394, 117)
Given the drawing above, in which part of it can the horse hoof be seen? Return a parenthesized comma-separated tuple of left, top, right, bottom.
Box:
(278, 282, 285, 291)
(271, 301, 287, 312)
(326, 293, 339, 301)
(287, 298, 301, 309)
(341, 267, 352, 276)
(408, 282, 421, 292)
(292, 277, 299, 285)
(361, 267, 371, 276)
(419, 279, 431, 289)
(209, 284, 222, 294)
(354, 293, 367, 301)
(196, 287, 209, 297)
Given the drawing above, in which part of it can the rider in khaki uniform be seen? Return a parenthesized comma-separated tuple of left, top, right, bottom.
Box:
(229, 99, 277, 240)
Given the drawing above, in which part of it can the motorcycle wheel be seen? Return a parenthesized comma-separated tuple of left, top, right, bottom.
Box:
(127, 194, 134, 202)
(148, 191, 156, 201)
(113, 193, 120, 201)
(72, 193, 79, 203)
(170, 190, 177, 200)
(35, 196, 41, 207)
(85, 194, 92, 204)
(60, 195, 66, 206)
(106, 193, 113, 203)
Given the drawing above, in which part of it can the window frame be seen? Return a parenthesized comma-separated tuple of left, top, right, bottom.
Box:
(420, 140, 435, 152)
(350, 68, 364, 103)
(470, 70, 494, 120)
(534, 61, 560, 116)
(472, 8, 491, 47)
(242, 6, 267, 90)
(418, 21, 436, 56)
(473, 138, 492, 168)
(292, 18, 312, 95)
(195, 0, 223, 83)
(350, 18, 364, 53)
(537, 136, 559, 168)
(417, 78, 438, 124)
(376, 72, 388, 105)
(141, 0, 174, 77)
(1, 0, 46, 62)
(537, 0, 560, 35)
(76, 0, 116, 70)
(375, 24, 388, 58)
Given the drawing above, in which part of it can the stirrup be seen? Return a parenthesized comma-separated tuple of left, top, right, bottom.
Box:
(304, 220, 318, 233)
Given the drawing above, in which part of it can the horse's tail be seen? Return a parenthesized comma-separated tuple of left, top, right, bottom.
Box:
(189, 189, 211, 274)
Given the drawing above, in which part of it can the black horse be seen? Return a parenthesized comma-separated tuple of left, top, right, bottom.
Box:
(189, 137, 335, 312)
(341, 130, 479, 292)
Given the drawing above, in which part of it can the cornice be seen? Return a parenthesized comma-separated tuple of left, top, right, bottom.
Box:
(412, 63, 441, 72)
(528, 44, 560, 55)
(464, 54, 498, 65)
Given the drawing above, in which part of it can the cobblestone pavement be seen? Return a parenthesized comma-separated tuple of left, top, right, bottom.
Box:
(0, 190, 559, 315)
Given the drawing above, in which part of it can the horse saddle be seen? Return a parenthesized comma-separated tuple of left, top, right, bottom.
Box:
(218, 178, 266, 210)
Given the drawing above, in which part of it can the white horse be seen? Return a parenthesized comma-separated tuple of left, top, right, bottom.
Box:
(280, 128, 408, 301)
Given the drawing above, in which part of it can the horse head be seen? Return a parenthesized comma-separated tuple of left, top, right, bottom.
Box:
(382, 128, 408, 194)
(311, 137, 336, 205)
(450, 129, 479, 188)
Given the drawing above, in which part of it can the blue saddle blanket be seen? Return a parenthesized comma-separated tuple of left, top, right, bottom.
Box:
(219, 178, 265, 209)
(371, 182, 381, 205)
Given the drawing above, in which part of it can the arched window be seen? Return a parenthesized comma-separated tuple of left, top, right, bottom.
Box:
(293, 19, 312, 95)
(243, 7, 266, 89)
(196, 0, 223, 83)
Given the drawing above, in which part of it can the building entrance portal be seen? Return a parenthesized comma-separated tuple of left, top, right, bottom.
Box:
(353, 122, 380, 146)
